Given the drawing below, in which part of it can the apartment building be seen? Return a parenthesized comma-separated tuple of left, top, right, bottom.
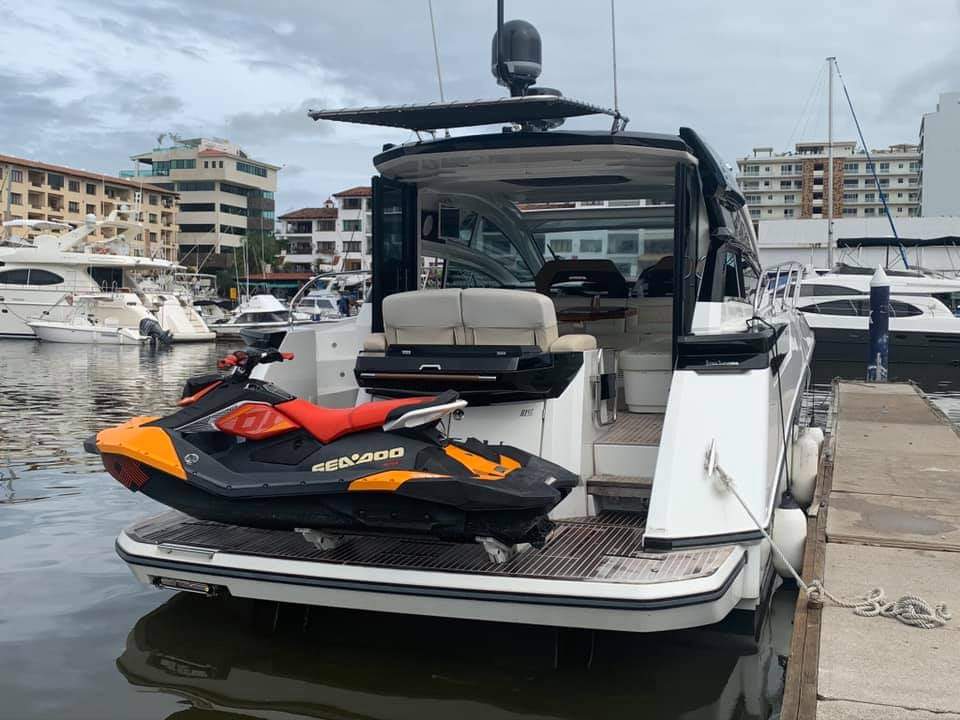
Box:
(0, 153, 178, 258)
(919, 92, 960, 217)
(736, 142, 921, 224)
(277, 186, 372, 273)
(126, 138, 279, 268)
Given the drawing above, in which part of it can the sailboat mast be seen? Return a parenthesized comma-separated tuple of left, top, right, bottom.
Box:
(826, 56, 835, 269)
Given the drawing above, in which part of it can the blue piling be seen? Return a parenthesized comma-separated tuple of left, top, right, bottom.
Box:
(867, 266, 890, 382)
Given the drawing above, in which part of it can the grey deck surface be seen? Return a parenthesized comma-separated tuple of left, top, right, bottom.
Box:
(595, 413, 663, 446)
(816, 382, 960, 718)
(127, 511, 735, 587)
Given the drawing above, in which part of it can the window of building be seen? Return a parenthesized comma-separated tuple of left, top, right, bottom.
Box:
(843, 178, 858, 187)
(68, 179, 80, 192)
(149, 232, 157, 243)
(236, 161, 267, 177)
(812, 207, 822, 215)
(744, 164, 760, 175)
(844, 162, 858, 172)
(219, 160, 224, 168)
(68, 201, 79, 213)
(864, 207, 876, 216)
(316, 219, 335, 231)
(842, 192, 857, 202)
(879, 178, 889, 187)
(783, 208, 795, 218)
(286, 221, 312, 234)
(813, 162, 824, 171)
(177, 181, 216, 192)
(908, 192, 918, 201)
(203, 161, 209, 168)
(896, 192, 903, 199)
(779, 180, 791, 189)
(879, 162, 889, 172)
(148, 213, 158, 223)
(148, 194, 158, 206)
(343, 241, 362, 253)
(578, 237, 603, 253)
(897, 178, 904, 184)
(750, 207, 760, 218)
(178, 223, 217, 233)
(219, 224, 246, 235)
(341, 197, 363, 210)
(781, 164, 794, 174)
(909, 161, 920, 172)
(784, 194, 795, 203)
(744, 194, 760, 203)
(767, 194, 773, 201)
(221, 203, 248, 216)
(864, 192, 875, 202)
(9, 192, 22, 205)
(813, 177, 823, 186)
(898, 163, 904, 169)
(908, 207, 920, 216)
(842, 207, 857, 216)
(813, 192, 823, 200)
(742, 180, 759, 189)
(11, 169, 23, 183)
(220, 182, 248, 195)
(342, 219, 362, 232)
(762, 180, 770, 187)
(47, 173, 64, 189)
(316, 241, 336, 254)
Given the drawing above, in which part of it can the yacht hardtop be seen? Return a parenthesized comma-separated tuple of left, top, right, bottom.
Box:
(112, 14, 817, 635)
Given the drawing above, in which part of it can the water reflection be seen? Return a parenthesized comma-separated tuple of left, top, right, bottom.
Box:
(116, 588, 797, 720)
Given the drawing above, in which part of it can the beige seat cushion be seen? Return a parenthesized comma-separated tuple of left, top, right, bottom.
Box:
(550, 334, 597, 352)
(382, 289, 464, 345)
(461, 288, 558, 351)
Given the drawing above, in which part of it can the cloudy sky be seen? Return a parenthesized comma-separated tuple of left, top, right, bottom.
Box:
(2, 0, 958, 212)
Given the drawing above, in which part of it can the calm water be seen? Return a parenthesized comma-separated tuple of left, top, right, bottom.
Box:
(8, 341, 950, 720)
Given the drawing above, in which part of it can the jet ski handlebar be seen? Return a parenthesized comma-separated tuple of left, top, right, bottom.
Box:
(217, 349, 295, 375)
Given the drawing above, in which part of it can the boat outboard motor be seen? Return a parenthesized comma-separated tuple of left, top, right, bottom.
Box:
(139, 317, 173, 347)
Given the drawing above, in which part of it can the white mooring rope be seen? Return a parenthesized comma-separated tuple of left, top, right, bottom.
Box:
(704, 441, 951, 630)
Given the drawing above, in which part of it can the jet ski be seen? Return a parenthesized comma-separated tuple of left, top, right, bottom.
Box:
(84, 346, 578, 547)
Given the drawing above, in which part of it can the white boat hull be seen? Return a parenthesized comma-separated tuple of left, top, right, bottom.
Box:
(28, 321, 145, 345)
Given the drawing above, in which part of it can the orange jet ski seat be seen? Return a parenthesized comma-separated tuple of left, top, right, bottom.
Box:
(276, 393, 454, 445)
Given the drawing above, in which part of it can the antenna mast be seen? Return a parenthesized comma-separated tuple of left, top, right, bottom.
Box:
(427, 0, 445, 102)
(826, 56, 835, 270)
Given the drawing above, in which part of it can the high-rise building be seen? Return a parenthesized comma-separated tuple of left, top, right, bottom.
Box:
(0, 153, 178, 258)
(736, 142, 921, 225)
(126, 138, 279, 268)
(277, 186, 372, 273)
(919, 92, 960, 217)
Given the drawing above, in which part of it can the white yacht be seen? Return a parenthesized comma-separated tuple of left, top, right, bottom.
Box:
(110, 17, 817, 636)
(0, 216, 178, 339)
(27, 295, 146, 345)
(207, 294, 319, 337)
(799, 266, 960, 367)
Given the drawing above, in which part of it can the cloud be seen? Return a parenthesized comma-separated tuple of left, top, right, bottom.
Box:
(0, 0, 956, 211)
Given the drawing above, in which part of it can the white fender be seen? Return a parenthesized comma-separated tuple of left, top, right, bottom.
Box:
(771, 505, 807, 579)
(790, 428, 822, 508)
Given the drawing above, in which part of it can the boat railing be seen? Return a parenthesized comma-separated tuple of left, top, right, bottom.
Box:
(753, 262, 804, 313)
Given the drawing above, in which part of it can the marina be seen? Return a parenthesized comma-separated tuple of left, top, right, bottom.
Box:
(3, 1, 960, 718)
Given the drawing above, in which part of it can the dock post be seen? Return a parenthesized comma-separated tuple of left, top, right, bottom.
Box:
(866, 266, 889, 382)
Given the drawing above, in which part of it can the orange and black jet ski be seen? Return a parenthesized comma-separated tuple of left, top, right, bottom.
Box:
(84, 347, 577, 546)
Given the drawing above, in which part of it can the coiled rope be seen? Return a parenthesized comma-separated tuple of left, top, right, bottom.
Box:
(704, 441, 951, 630)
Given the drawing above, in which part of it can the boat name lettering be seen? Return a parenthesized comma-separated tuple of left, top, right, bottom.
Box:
(312, 447, 405, 472)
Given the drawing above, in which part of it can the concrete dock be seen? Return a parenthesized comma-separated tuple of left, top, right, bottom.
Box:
(782, 381, 960, 720)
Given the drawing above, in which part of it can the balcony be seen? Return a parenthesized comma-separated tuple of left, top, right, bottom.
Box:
(281, 253, 315, 266)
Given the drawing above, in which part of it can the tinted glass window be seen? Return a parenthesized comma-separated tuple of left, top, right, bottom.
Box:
(27, 269, 64, 285)
(890, 300, 923, 318)
(0, 269, 30, 284)
(799, 284, 863, 297)
(808, 300, 858, 316)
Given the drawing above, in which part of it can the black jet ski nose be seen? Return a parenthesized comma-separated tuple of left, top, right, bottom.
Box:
(83, 434, 99, 455)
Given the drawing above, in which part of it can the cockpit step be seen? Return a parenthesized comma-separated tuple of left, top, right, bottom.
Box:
(586, 474, 653, 498)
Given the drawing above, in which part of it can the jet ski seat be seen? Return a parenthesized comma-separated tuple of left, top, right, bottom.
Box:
(277, 392, 460, 444)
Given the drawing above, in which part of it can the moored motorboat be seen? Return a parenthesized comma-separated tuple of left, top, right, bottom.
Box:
(207, 294, 319, 337)
(28, 315, 145, 345)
